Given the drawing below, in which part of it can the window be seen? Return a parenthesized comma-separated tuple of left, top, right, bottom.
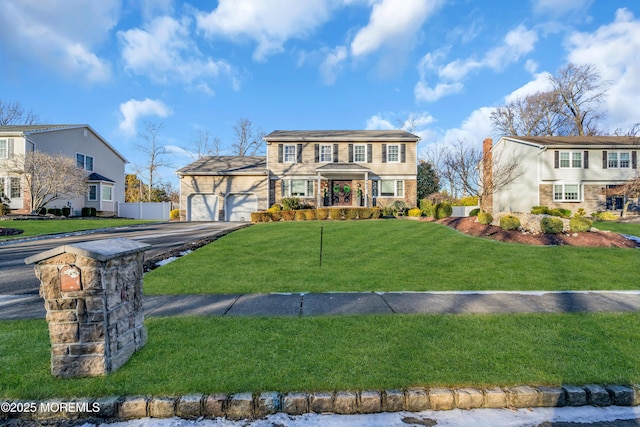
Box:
(102, 186, 112, 201)
(319, 145, 332, 162)
(0, 140, 6, 158)
(387, 144, 400, 162)
(282, 180, 314, 197)
(607, 151, 631, 168)
(284, 145, 296, 163)
(553, 183, 582, 202)
(88, 185, 97, 201)
(379, 180, 404, 197)
(10, 177, 20, 199)
(559, 151, 581, 168)
(0, 178, 4, 197)
(354, 144, 366, 162)
(76, 153, 94, 171)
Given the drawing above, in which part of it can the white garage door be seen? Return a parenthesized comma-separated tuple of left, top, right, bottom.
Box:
(226, 194, 257, 222)
(188, 194, 219, 221)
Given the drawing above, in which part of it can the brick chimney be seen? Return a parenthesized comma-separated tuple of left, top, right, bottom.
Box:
(482, 138, 493, 213)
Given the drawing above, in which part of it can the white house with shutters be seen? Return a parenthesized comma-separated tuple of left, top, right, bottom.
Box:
(0, 125, 127, 215)
(487, 135, 640, 214)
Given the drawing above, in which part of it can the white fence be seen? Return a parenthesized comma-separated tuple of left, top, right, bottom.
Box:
(117, 202, 173, 220)
(451, 205, 479, 217)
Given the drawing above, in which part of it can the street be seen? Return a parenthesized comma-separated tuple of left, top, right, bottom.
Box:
(0, 221, 248, 295)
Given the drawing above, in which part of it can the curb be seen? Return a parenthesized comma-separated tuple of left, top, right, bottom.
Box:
(2, 384, 639, 422)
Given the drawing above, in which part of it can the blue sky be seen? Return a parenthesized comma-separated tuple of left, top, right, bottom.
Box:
(1, 0, 639, 187)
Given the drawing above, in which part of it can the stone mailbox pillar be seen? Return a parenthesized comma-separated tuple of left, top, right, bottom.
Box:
(25, 238, 151, 378)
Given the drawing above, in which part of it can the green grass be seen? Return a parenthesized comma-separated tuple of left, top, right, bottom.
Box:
(2, 314, 640, 399)
(594, 220, 640, 237)
(144, 220, 640, 294)
(0, 219, 158, 239)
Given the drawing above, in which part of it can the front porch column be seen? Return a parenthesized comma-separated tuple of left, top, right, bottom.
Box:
(364, 172, 369, 207)
(317, 172, 322, 207)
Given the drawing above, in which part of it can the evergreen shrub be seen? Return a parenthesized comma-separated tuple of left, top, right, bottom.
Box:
(170, 209, 180, 220)
(541, 216, 564, 234)
(499, 215, 521, 230)
(469, 208, 480, 217)
(435, 202, 452, 219)
(569, 216, 593, 232)
(477, 211, 493, 225)
(407, 208, 421, 217)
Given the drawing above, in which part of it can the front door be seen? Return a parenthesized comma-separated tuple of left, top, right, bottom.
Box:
(331, 180, 352, 206)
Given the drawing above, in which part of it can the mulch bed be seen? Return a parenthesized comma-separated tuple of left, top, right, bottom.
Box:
(437, 216, 639, 248)
(0, 227, 24, 237)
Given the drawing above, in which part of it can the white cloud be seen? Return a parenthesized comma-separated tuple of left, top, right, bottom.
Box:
(119, 99, 172, 136)
(365, 115, 396, 130)
(365, 112, 435, 144)
(320, 46, 348, 85)
(196, 0, 337, 61)
(0, 0, 117, 83)
(565, 8, 640, 131)
(350, 0, 443, 57)
(119, 15, 236, 88)
(414, 81, 463, 102)
(532, 0, 592, 18)
(504, 71, 552, 103)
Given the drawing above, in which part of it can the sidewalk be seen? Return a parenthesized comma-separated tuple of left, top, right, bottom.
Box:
(3, 290, 640, 320)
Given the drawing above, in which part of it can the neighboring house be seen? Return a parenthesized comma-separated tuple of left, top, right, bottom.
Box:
(177, 156, 269, 221)
(486, 135, 640, 214)
(0, 125, 127, 215)
(177, 130, 420, 221)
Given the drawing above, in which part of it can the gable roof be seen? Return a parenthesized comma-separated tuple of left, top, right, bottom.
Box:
(0, 124, 128, 163)
(264, 130, 420, 142)
(505, 135, 640, 148)
(176, 156, 267, 176)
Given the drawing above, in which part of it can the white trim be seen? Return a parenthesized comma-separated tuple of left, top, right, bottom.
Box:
(88, 184, 98, 201)
(283, 144, 296, 163)
(386, 144, 400, 163)
(319, 144, 333, 163)
(354, 144, 367, 163)
(552, 182, 582, 202)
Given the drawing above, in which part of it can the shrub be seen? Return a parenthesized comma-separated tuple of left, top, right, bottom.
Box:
(1, 203, 10, 215)
(281, 198, 301, 211)
(575, 208, 586, 217)
(570, 216, 592, 232)
(419, 199, 436, 217)
(359, 208, 372, 219)
(315, 208, 329, 220)
(37, 207, 47, 215)
(62, 207, 71, 217)
(434, 202, 452, 219)
(540, 216, 564, 234)
(281, 210, 296, 221)
(455, 195, 479, 206)
(304, 209, 316, 220)
(47, 208, 62, 216)
(531, 206, 549, 215)
(267, 204, 282, 212)
(269, 211, 282, 222)
(250, 212, 263, 223)
(592, 211, 619, 221)
(469, 208, 480, 217)
(477, 211, 493, 225)
(550, 208, 571, 218)
(81, 207, 97, 217)
(371, 207, 382, 219)
(344, 208, 358, 220)
(500, 215, 521, 230)
(329, 208, 343, 220)
(170, 209, 180, 220)
(294, 210, 307, 221)
(407, 207, 421, 217)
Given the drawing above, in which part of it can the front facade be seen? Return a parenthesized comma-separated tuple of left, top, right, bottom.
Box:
(0, 125, 127, 215)
(488, 136, 640, 214)
(177, 130, 420, 221)
(264, 130, 419, 209)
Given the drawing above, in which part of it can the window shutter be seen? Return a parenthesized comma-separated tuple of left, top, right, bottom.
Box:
(278, 144, 283, 163)
(633, 151, 637, 169)
(348, 144, 353, 162)
(333, 144, 338, 162)
(297, 144, 303, 163)
(554, 150, 559, 169)
(602, 151, 607, 169)
(382, 144, 387, 163)
(367, 144, 372, 163)
(8, 138, 14, 158)
(314, 144, 319, 162)
(401, 143, 406, 163)
(584, 151, 589, 169)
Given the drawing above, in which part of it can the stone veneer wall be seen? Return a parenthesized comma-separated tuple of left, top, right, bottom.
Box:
(26, 238, 150, 378)
(539, 184, 605, 213)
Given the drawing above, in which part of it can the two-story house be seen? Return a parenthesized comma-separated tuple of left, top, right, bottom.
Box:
(486, 135, 640, 214)
(177, 130, 420, 221)
(0, 125, 127, 215)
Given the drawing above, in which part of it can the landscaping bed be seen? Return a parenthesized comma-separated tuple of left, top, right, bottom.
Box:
(439, 216, 639, 248)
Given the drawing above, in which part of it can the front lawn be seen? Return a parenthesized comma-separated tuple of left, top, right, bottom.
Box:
(0, 219, 158, 239)
(2, 313, 640, 399)
(144, 220, 640, 294)
(593, 220, 640, 237)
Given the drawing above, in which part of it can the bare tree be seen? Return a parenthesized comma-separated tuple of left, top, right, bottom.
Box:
(231, 118, 265, 156)
(0, 151, 86, 212)
(135, 122, 172, 202)
(0, 99, 40, 125)
(549, 63, 610, 136)
(183, 129, 221, 160)
(442, 140, 482, 198)
(491, 91, 569, 137)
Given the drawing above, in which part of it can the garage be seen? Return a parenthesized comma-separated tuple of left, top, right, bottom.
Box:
(187, 193, 219, 221)
(226, 193, 258, 222)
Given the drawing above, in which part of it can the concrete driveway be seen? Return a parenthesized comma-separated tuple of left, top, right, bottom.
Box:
(0, 221, 249, 295)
